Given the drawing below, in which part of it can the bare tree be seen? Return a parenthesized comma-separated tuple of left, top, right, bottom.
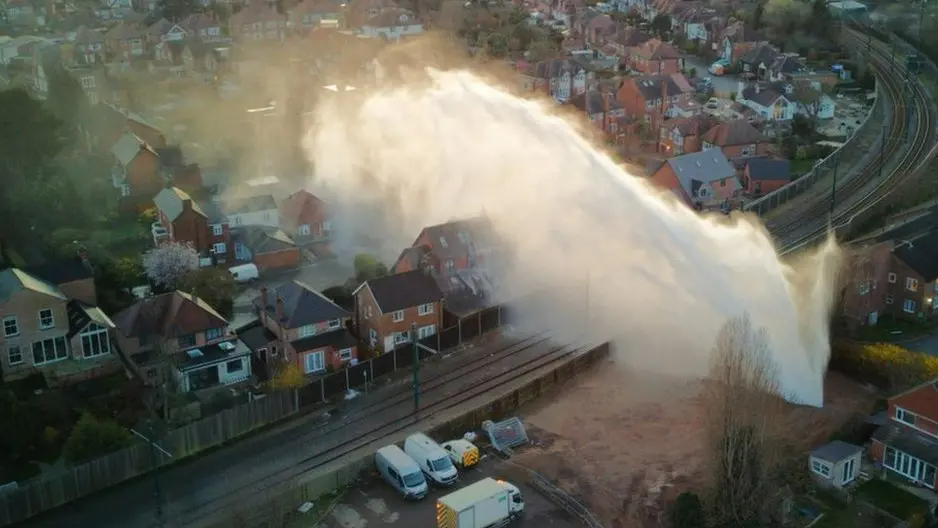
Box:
(703, 314, 785, 528)
(142, 241, 199, 290)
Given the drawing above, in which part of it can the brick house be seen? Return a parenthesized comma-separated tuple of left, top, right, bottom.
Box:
(153, 186, 228, 260)
(565, 89, 626, 135)
(0, 268, 117, 384)
(648, 149, 740, 210)
(180, 13, 223, 42)
(658, 114, 712, 155)
(289, 0, 344, 31)
(629, 39, 682, 75)
(616, 73, 694, 131)
(110, 131, 162, 204)
(870, 379, 938, 488)
(91, 105, 167, 154)
(606, 28, 652, 67)
(254, 282, 358, 375)
(232, 227, 301, 271)
(392, 217, 498, 275)
(229, 3, 287, 42)
(718, 22, 767, 64)
(354, 270, 443, 354)
(279, 190, 331, 242)
(104, 21, 145, 58)
(839, 232, 938, 328)
(741, 158, 790, 196)
(700, 119, 771, 161)
(525, 58, 594, 103)
(112, 291, 249, 392)
(25, 250, 97, 306)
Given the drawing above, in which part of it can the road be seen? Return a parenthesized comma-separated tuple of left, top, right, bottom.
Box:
(15, 334, 553, 528)
(903, 333, 938, 356)
(682, 55, 738, 95)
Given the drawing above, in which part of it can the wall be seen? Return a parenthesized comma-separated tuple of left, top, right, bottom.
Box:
(56, 278, 97, 306)
(355, 286, 441, 353)
(889, 388, 938, 435)
(177, 354, 251, 392)
(253, 248, 300, 271)
(228, 209, 279, 228)
(125, 151, 160, 198)
(0, 289, 71, 381)
(171, 208, 212, 255)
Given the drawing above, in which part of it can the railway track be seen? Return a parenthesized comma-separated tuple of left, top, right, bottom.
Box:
(166, 333, 595, 527)
(773, 24, 938, 254)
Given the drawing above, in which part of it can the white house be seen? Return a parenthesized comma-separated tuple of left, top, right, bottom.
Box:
(173, 339, 252, 392)
(736, 81, 796, 121)
(219, 194, 279, 228)
(360, 10, 423, 41)
(799, 93, 836, 120)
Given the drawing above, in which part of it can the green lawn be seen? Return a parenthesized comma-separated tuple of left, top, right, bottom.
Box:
(811, 505, 883, 528)
(790, 158, 819, 178)
(856, 478, 929, 520)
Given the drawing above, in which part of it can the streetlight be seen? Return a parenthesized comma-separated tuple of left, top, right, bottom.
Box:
(411, 322, 419, 416)
(130, 422, 173, 528)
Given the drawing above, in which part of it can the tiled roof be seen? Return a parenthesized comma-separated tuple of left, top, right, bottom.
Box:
(739, 43, 778, 67)
(665, 149, 739, 197)
(236, 319, 276, 350)
(810, 440, 862, 463)
(702, 119, 764, 146)
(0, 268, 66, 303)
(110, 131, 150, 166)
(361, 270, 443, 313)
(635, 39, 679, 61)
(221, 194, 277, 215)
(631, 74, 692, 101)
(66, 300, 114, 338)
(236, 227, 296, 254)
(745, 157, 790, 181)
(153, 186, 205, 221)
(254, 280, 349, 328)
(113, 291, 228, 339)
(419, 216, 498, 260)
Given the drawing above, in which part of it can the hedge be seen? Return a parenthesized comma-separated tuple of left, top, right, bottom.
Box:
(829, 341, 938, 392)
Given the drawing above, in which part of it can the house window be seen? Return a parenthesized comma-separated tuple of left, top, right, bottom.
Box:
(80, 323, 110, 358)
(206, 328, 224, 340)
(322, 221, 331, 232)
(32, 336, 68, 365)
(811, 459, 831, 478)
(444, 260, 456, 272)
(121, 184, 131, 197)
(303, 351, 325, 374)
(417, 325, 436, 339)
(842, 457, 856, 485)
(7, 345, 22, 365)
(298, 325, 315, 338)
(3, 316, 19, 337)
(392, 310, 404, 322)
(212, 224, 223, 236)
(896, 407, 916, 426)
(178, 334, 196, 348)
(226, 359, 243, 373)
(80, 76, 95, 89)
(87, 92, 98, 105)
(720, 179, 726, 187)
(298, 224, 311, 236)
(858, 281, 870, 296)
(417, 303, 433, 316)
(234, 217, 243, 226)
(38, 309, 54, 329)
(327, 319, 340, 329)
(338, 347, 353, 361)
(439, 237, 448, 248)
(213, 242, 226, 254)
(884, 446, 937, 488)
(394, 331, 410, 344)
(702, 142, 713, 150)
(886, 295, 894, 305)
(904, 299, 917, 314)
(906, 278, 919, 291)
(263, 212, 271, 222)
(888, 272, 897, 283)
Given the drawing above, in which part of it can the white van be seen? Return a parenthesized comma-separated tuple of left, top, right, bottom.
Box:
(375, 445, 428, 500)
(404, 433, 458, 486)
(228, 263, 259, 283)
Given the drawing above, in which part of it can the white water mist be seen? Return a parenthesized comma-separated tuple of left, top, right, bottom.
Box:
(304, 69, 842, 407)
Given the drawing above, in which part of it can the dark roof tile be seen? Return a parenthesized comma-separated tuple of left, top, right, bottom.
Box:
(254, 280, 349, 328)
(363, 270, 443, 313)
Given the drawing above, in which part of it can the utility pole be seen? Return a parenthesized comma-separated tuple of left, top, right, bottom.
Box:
(879, 124, 888, 182)
(829, 154, 840, 217)
(131, 422, 173, 528)
(920, 0, 928, 43)
(411, 322, 419, 416)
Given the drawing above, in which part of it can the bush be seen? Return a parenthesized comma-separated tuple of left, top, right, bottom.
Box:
(669, 492, 706, 528)
(268, 363, 305, 390)
(62, 413, 132, 464)
(829, 341, 938, 391)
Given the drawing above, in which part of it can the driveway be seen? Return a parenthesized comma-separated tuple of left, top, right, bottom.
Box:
(682, 55, 739, 96)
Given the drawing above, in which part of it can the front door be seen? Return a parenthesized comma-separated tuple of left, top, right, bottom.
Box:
(868, 311, 878, 326)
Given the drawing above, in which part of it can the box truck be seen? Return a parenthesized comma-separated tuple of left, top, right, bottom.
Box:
(436, 478, 524, 528)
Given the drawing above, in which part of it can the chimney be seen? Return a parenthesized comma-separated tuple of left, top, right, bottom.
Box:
(275, 295, 285, 323)
(181, 198, 192, 211)
(261, 286, 269, 309)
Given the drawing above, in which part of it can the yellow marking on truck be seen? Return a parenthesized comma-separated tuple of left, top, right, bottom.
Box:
(437, 502, 457, 528)
(462, 447, 479, 468)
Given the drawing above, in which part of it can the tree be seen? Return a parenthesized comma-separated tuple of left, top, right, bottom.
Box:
(792, 84, 823, 129)
(322, 285, 353, 310)
(45, 64, 87, 134)
(353, 253, 388, 283)
(651, 14, 671, 38)
(763, 0, 808, 39)
(269, 363, 306, 390)
(751, 1, 765, 30)
(62, 413, 132, 464)
(807, 0, 833, 38)
(670, 492, 707, 528)
(703, 314, 783, 528)
(178, 267, 236, 317)
(143, 242, 199, 290)
(158, 0, 199, 21)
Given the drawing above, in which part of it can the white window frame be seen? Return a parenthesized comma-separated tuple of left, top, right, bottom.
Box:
(888, 272, 897, 283)
(38, 309, 54, 329)
(858, 281, 870, 296)
(417, 324, 436, 339)
(80, 76, 95, 89)
(303, 350, 325, 374)
(226, 359, 243, 373)
(121, 184, 131, 197)
(80, 323, 111, 358)
(7, 344, 23, 365)
(904, 299, 917, 314)
(32, 336, 69, 365)
(884, 446, 937, 489)
(896, 406, 917, 427)
(841, 457, 856, 485)
(213, 242, 226, 254)
(338, 347, 353, 361)
(298, 324, 315, 338)
(298, 224, 311, 236)
(907, 277, 919, 292)
(811, 459, 831, 478)
(327, 319, 340, 329)
(205, 327, 224, 340)
(392, 310, 404, 322)
(886, 295, 894, 305)
(394, 331, 410, 344)
(417, 303, 433, 316)
(3, 316, 19, 337)
(212, 224, 223, 236)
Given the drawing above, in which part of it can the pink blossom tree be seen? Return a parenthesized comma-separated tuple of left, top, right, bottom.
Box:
(142, 242, 199, 289)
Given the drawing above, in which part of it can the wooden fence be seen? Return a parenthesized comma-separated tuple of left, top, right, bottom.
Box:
(0, 391, 298, 526)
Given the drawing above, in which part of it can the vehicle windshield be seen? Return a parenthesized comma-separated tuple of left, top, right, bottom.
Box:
(512, 493, 523, 503)
(430, 457, 454, 472)
(402, 472, 424, 487)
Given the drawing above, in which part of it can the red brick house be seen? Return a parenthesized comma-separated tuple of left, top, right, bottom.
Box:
(839, 230, 938, 329)
(232, 227, 301, 271)
(254, 282, 358, 375)
(392, 217, 497, 275)
(104, 21, 145, 59)
(616, 74, 694, 132)
(110, 132, 162, 206)
(700, 119, 772, 161)
(152, 186, 229, 261)
(718, 22, 768, 65)
(870, 379, 938, 488)
(741, 158, 790, 196)
(279, 190, 331, 242)
(229, 3, 287, 42)
(658, 114, 712, 155)
(353, 270, 443, 354)
(649, 149, 740, 210)
(607, 28, 652, 66)
(629, 39, 682, 75)
(566, 89, 626, 135)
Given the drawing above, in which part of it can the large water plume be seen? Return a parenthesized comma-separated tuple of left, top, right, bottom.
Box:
(303, 68, 842, 407)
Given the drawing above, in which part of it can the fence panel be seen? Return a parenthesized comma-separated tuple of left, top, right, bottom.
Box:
(480, 306, 500, 333)
(460, 314, 481, 342)
(298, 380, 323, 407)
(417, 334, 437, 351)
(394, 346, 415, 370)
(321, 371, 347, 400)
(347, 361, 371, 389)
(438, 325, 459, 350)
(371, 352, 395, 378)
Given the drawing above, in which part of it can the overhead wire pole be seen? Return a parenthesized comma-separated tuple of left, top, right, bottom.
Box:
(131, 422, 173, 528)
(879, 124, 888, 182)
(411, 322, 419, 418)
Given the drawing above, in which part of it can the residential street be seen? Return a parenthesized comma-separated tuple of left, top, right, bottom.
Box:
(902, 333, 938, 356)
(682, 55, 739, 96)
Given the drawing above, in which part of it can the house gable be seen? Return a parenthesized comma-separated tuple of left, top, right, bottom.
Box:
(890, 380, 938, 434)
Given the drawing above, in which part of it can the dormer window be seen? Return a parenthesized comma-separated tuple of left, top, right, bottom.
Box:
(698, 187, 708, 198)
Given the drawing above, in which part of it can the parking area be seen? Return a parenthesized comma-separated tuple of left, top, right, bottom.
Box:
(682, 55, 739, 95)
(315, 456, 581, 528)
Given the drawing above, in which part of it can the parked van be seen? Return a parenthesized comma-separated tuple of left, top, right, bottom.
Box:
(375, 445, 428, 500)
(228, 263, 259, 283)
(404, 433, 458, 486)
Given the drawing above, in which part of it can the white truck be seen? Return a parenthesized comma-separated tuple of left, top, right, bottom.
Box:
(436, 478, 524, 528)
